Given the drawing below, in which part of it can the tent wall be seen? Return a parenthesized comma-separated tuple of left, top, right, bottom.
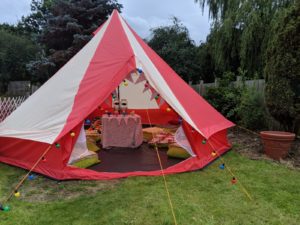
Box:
(0, 124, 81, 179)
(182, 121, 231, 158)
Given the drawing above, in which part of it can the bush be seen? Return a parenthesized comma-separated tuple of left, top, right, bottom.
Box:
(237, 88, 268, 130)
(204, 72, 242, 122)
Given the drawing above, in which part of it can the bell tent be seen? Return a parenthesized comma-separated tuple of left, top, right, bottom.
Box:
(0, 10, 234, 180)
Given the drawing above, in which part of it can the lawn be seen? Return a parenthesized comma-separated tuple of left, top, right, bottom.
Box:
(0, 150, 300, 225)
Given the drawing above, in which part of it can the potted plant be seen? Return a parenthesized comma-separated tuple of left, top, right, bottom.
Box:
(260, 131, 295, 160)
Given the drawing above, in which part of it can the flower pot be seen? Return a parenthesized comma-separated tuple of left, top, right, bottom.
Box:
(260, 131, 295, 160)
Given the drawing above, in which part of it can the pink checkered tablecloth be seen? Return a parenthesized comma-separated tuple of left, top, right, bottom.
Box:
(101, 114, 143, 148)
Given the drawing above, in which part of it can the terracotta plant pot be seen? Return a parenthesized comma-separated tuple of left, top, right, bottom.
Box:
(260, 131, 295, 160)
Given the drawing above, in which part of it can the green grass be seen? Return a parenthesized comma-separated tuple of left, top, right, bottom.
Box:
(0, 151, 300, 225)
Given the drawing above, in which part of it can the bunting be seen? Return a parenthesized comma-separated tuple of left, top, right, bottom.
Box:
(135, 73, 146, 84)
(126, 73, 134, 83)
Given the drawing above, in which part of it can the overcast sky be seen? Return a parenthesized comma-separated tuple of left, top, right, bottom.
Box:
(0, 0, 211, 44)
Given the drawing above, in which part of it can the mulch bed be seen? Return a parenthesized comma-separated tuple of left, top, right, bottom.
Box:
(228, 127, 300, 168)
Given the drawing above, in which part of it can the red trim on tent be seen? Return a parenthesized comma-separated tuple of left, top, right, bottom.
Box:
(0, 131, 231, 180)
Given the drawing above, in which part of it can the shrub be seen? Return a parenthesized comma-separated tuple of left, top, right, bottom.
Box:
(204, 72, 242, 122)
(237, 88, 268, 130)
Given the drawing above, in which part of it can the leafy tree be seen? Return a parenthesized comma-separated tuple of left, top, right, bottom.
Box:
(194, 0, 294, 77)
(265, 2, 300, 133)
(28, 0, 122, 83)
(0, 29, 39, 93)
(196, 42, 216, 82)
(17, 0, 54, 38)
(147, 17, 201, 82)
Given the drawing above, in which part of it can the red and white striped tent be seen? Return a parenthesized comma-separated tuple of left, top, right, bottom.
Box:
(0, 10, 234, 180)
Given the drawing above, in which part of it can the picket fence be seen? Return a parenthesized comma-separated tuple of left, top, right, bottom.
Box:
(0, 96, 27, 122)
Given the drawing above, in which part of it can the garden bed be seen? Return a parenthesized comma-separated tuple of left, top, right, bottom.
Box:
(228, 127, 300, 168)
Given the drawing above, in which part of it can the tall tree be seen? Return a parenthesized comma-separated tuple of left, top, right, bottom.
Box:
(194, 0, 294, 77)
(17, 0, 54, 38)
(148, 17, 202, 82)
(265, 2, 300, 133)
(28, 0, 122, 83)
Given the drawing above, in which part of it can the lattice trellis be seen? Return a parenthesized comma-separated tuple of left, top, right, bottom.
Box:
(0, 96, 27, 122)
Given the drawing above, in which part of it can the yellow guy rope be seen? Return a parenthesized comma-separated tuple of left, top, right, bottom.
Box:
(207, 140, 253, 201)
(4, 144, 53, 203)
(145, 109, 178, 225)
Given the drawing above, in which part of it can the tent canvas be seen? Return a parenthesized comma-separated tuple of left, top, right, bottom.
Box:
(0, 10, 234, 180)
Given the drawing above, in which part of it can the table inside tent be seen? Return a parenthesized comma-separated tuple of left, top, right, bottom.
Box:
(101, 114, 143, 148)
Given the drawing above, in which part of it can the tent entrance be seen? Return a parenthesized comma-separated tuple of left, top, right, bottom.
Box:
(67, 69, 197, 172)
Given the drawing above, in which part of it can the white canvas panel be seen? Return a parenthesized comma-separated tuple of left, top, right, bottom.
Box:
(174, 126, 196, 157)
(68, 126, 95, 164)
(0, 16, 112, 144)
(119, 73, 159, 109)
(119, 14, 204, 136)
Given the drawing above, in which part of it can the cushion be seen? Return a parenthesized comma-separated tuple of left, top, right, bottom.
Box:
(167, 143, 190, 159)
(143, 127, 164, 142)
(86, 140, 101, 152)
(71, 154, 100, 168)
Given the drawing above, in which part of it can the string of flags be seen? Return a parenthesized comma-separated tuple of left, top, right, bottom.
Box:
(111, 68, 170, 110)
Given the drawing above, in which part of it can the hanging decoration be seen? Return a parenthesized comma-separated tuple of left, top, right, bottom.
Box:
(202, 139, 207, 144)
(14, 191, 20, 198)
(28, 174, 37, 180)
(231, 177, 237, 184)
(112, 90, 117, 99)
(126, 73, 134, 83)
(123, 80, 128, 87)
(1, 205, 10, 212)
(135, 73, 146, 84)
(70, 132, 76, 137)
(143, 82, 150, 93)
(219, 163, 225, 170)
(42, 157, 47, 162)
(178, 117, 183, 124)
(155, 94, 160, 100)
(136, 68, 143, 74)
(211, 151, 217, 157)
(150, 91, 158, 100)
(166, 107, 172, 112)
(55, 143, 60, 148)
(85, 119, 91, 125)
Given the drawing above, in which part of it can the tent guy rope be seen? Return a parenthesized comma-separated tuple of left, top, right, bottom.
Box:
(3, 144, 53, 204)
(207, 140, 253, 201)
(145, 108, 179, 225)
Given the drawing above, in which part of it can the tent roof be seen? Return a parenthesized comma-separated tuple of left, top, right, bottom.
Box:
(0, 10, 234, 144)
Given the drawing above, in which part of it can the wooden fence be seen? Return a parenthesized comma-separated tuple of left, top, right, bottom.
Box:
(190, 77, 265, 96)
(0, 96, 27, 122)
